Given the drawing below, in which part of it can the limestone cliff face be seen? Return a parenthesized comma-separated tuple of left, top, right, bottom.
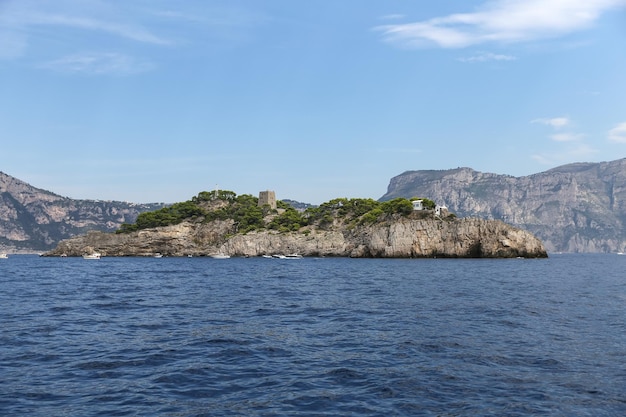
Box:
(0, 171, 165, 252)
(46, 217, 547, 258)
(381, 159, 626, 253)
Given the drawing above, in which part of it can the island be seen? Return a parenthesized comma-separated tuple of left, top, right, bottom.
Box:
(44, 190, 548, 258)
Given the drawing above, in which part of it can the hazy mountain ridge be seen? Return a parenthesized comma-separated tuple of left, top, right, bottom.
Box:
(0, 171, 165, 252)
(380, 158, 626, 253)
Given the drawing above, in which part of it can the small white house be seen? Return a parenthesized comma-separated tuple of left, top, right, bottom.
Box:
(412, 200, 424, 211)
(435, 204, 448, 216)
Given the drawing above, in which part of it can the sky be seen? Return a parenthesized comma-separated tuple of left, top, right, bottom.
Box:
(1, 0, 626, 205)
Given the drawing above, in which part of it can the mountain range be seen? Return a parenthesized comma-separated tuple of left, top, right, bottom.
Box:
(0, 171, 164, 252)
(2, 158, 625, 253)
(380, 158, 626, 253)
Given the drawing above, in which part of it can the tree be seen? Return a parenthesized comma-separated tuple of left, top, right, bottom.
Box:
(269, 207, 305, 232)
(381, 198, 414, 215)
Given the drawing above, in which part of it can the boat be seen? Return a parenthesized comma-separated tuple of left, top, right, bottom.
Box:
(0, 253, 8, 259)
(272, 254, 303, 259)
(82, 252, 101, 260)
(153, 253, 163, 258)
(210, 254, 230, 259)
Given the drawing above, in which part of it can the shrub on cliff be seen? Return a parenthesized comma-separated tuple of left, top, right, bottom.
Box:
(303, 197, 419, 229)
(268, 207, 305, 232)
(117, 200, 204, 233)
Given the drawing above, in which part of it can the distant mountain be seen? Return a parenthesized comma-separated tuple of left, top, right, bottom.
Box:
(380, 158, 626, 253)
(0, 171, 165, 252)
(281, 199, 317, 211)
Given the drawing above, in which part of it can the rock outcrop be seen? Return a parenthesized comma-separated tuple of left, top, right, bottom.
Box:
(381, 158, 626, 253)
(46, 216, 547, 258)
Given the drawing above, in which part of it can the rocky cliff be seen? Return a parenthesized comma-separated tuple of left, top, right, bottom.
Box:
(45, 215, 547, 258)
(380, 158, 626, 253)
(0, 171, 165, 252)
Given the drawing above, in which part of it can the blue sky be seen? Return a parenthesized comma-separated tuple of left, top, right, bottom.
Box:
(1, 0, 626, 204)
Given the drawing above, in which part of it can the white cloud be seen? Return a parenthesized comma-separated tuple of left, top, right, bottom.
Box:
(458, 51, 517, 62)
(532, 117, 586, 143)
(532, 117, 570, 129)
(380, 14, 406, 21)
(608, 122, 626, 143)
(42, 52, 155, 75)
(376, 0, 626, 48)
(550, 133, 584, 142)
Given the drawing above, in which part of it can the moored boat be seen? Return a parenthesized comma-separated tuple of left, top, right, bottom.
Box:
(82, 252, 101, 260)
(272, 253, 302, 259)
(0, 253, 8, 259)
(210, 254, 230, 259)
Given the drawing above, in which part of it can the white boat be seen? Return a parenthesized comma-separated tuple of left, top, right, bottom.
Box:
(0, 253, 8, 259)
(272, 254, 302, 259)
(82, 252, 101, 260)
(154, 253, 163, 258)
(210, 254, 230, 259)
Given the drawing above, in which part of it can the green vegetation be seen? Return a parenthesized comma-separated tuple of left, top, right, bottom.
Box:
(117, 191, 446, 234)
(117, 201, 205, 233)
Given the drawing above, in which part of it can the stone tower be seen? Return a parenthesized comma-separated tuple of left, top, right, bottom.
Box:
(258, 190, 277, 209)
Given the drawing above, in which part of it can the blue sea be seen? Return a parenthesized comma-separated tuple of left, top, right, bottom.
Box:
(1, 254, 625, 416)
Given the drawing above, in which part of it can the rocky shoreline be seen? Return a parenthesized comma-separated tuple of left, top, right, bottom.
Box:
(45, 217, 548, 258)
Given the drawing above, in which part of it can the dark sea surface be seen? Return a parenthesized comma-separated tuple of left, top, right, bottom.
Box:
(1, 254, 625, 416)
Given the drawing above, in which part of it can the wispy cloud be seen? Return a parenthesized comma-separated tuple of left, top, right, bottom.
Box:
(1, 1, 266, 69)
(380, 14, 406, 21)
(458, 51, 517, 63)
(0, 2, 174, 50)
(608, 122, 626, 143)
(0, 1, 174, 67)
(550, 133, 584, 142)
(531, 143, 598, 165)
(42, 52, 155, 75)
(532, 117, 570, 129)
(25, 13, 173, 46)
(376, 0, 626, 49)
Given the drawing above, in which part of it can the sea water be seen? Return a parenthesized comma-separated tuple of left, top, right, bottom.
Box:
(1, 254, 625, 416)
